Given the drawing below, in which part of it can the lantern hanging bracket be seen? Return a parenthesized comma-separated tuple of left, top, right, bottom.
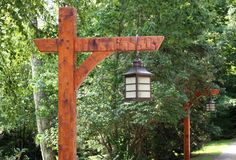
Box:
(135, 34, 140, 60)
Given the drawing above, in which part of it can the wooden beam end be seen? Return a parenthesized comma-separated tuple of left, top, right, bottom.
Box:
(210, 89, 220, 95)
(34, 38, 58, 53)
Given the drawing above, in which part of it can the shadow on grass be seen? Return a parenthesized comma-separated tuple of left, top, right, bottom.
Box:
(191, 153, 218, 160)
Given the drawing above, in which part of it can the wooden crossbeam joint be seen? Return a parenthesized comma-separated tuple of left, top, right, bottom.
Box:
(184, 89, 220, 110)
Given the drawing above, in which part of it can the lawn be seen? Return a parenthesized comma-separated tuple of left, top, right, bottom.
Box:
(191, 139, 234, 160)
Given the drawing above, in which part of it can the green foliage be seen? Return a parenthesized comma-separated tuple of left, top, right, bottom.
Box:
(217, 5, 236, 97)
(0, 148, 29, 160)
(212, 105, 236, 139)
(0, 128, 41, 159)
(36, 126, 58, 151)
(211, 2, 236, 140)
(0, 13, 34, 130)
(0, 0, 235, 159)
(73, 0, 226, 159)
(0, 0, 58, 158)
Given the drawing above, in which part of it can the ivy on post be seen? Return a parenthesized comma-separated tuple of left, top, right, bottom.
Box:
(34, 7, 164, 160)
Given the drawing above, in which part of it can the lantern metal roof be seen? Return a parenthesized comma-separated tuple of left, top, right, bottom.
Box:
(124, 59, 152, 76)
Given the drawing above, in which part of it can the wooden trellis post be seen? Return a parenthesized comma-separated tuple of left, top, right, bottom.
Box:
(34, 7, 164, 160)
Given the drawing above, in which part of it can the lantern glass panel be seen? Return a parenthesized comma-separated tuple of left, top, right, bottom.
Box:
(206, 103, 215, 111)
(138, 84, 150, 90)
(138, 91, 150, 98)
(126, 92, 136, 98)
(126, 77, 136, 84)
(126, 84, 136, 91)
(206, 105, 210, 111)
(210, 103, 215, 110)
(138, 77, 150, 83)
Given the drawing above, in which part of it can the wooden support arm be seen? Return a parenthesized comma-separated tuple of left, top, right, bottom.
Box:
(185, 89, 220, 110)
(74, 52, 113, 90)
(34, 38, 58, 52)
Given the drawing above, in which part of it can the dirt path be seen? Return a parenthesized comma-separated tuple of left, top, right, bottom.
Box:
(215, 140, 236, 160)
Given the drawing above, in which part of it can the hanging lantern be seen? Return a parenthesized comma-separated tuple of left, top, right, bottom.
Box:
(124, 58, 152, 101)
(206, 99, 216, 112)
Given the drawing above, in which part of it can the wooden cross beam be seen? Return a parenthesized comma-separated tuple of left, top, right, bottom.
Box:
(35, 36, 164, 53)
(34, 7, 164, 160)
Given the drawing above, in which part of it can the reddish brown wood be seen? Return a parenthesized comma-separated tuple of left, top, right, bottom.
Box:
(57, 7, 77, 160)
(210, 89, 220, 95)
(194, 90, 202, 98)
(74, 52, 113, 89)
(75, 36, 164, 52)
(34, 36, 164, 53)
(34, 6, 164, 160)
(184, 89, 221, 110)
(183, 89, 220, 160)
(184, 103, 191, 160)
(34, 39, 58, 52)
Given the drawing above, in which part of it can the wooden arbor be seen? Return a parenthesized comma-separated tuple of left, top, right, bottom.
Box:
(34, 7, 164, 160)
(183, 89, 220, 160)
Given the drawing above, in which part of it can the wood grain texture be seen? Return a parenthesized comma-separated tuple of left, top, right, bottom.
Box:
(57, 7, 77, 160)
(74, 52, 112, 89)
(34, 36, 164, 53)
(75, 36, 164, 52)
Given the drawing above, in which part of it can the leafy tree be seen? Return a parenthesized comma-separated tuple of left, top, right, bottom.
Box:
(0, 0, 57, 159)
(211, 1, 236, 139)
(66, 0, 223, 159)
(0, 0, 235, 159)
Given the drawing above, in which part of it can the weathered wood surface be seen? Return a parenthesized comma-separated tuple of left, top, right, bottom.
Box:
(57, 7, 77, 160)
(34, 39, 58, 52)
(34, 36, 164, 53)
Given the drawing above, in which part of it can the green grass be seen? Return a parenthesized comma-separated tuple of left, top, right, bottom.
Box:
(88, 139, 234, 160)
(191, 139, 234, 160)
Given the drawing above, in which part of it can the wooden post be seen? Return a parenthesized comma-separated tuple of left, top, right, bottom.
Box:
(184, 104, 191, 160)
(183, 89, 220, 160)
(58, 8, 77, 160)
(34, 7, 164, 160)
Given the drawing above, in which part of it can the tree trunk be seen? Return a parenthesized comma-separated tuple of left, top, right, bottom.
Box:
(31, 54, 56, 160)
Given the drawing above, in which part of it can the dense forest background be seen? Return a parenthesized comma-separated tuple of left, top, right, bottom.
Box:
(0, 0, 235, 159)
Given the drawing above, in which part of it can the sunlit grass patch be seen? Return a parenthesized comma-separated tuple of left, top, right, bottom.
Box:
(191, 139, 233, 160)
